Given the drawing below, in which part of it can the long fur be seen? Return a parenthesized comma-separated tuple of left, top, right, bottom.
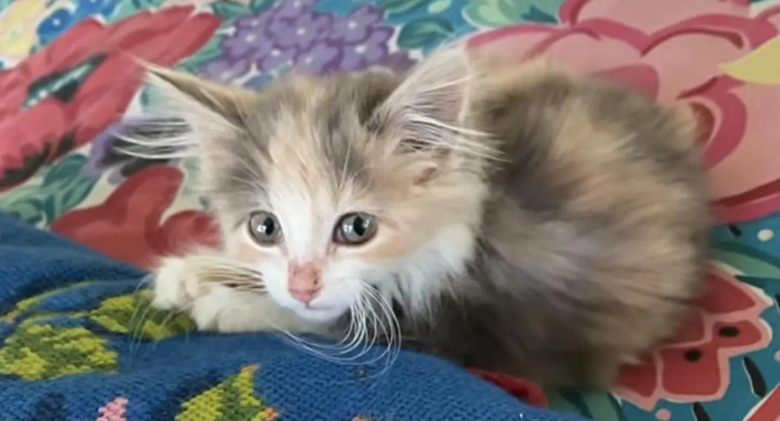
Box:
(141, 46, 710, 387)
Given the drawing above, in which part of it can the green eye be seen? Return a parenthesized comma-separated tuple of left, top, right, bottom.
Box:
(334, 212, 377, 245)
(248, 211, 282, 245)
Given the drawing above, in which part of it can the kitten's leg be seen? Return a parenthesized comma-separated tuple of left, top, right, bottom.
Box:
(153, 254, 319, 334)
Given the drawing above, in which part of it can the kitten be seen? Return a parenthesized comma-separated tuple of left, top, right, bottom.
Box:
(143, 46, 710, 387)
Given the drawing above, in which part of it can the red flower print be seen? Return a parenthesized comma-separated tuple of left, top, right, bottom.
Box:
(468, 0, 780, 223)
(0, 6, 220, 192)
(51, 166, 220, 269)
(744, 385, 780, 421)
(469, 368, 548, 409)
(615, 268, 772, 410)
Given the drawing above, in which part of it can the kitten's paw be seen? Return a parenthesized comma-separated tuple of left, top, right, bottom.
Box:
(151, 254, 253, 331)
(151, 253, 315, 333)
(152, 256, 201, 312)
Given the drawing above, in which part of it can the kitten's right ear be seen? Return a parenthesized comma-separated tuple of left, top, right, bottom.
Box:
(376, 46, 474, 150)
(145, 66, 256, 140)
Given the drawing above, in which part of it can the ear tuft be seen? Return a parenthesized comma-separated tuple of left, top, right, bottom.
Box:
(118, 65, 257, 162)
(375, 45, 495, 167)
(379, 45, 473, 138)
(145, 65, 255, 129)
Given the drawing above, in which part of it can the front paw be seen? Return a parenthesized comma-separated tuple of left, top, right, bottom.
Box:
(152, 255, 236, 331)
(151, 254, 310, 333)
(152, 256, 197, 311)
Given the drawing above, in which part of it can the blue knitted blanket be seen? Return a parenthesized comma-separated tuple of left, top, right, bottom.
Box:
(0, 212, 586, 421)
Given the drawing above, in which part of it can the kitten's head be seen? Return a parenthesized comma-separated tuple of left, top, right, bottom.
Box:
(146, 48, 492, 322)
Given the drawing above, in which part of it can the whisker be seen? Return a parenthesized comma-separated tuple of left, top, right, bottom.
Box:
(114, 146, 190, 160)
(362, 286, 400, 364)
(153, 253, 402, 375)
(128, 291, 157, 362)
(126, 275, 158, 365)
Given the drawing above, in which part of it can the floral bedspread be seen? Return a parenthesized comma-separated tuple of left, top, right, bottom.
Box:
(2, 0, 780, 419)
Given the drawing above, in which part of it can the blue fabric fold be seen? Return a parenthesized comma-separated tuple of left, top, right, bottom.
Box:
(0, 212, 587, 421)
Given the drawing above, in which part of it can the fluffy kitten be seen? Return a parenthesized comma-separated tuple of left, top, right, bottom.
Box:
(143, 47, 710, 387)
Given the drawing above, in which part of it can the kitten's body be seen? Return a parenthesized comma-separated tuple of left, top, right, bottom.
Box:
(147, 49, 709, 387)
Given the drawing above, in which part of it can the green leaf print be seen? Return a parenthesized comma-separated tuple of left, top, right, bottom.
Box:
(176, 365, 279, 421)
(464, 0, 566, 28)
(427, 0, 452, 15)
(249, 0, 280, 13)
(397, 17, 453, 50)
(713, 242, 780, 278)
(212, 0, 252, 20)
(0, 284, 192, 381)
(114, 0, 168, 21)
(0, 154, 98, 228)
(178, 33, 229, 74)
(0, 321, 117, 380)
(380, 0, 429, 17)
(0, 281, 95, 323)
(90, 291, 194, 341)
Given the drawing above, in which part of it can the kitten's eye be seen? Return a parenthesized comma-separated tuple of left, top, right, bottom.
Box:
(334, 212, 377, 245)
(248, 211, 282, 245)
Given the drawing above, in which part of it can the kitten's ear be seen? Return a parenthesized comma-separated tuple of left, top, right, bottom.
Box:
(377, 45, 478, 155)
(144, 66, 256, 141)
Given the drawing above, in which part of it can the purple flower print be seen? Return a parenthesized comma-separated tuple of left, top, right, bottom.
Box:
(375, 52, 417, 72)
(222, 33, 262, 60)
(201, 58, 250, 84)
(245, 38, 274, 65)
(294, 42, 342, 75)
(257, 46, 296, 73)
(230, 14, 276, 62)
(329, 6, 383, 44)
(273, 0, 316, 19)
(235, 9, 275, 31)
(339, 27, 392, 72)
(208, 1, 414, 82)
(235, 12, 273, 31)
(274, 12, 333, 51)
(266, 14, 292, 37)
(83, 123, 120, 179)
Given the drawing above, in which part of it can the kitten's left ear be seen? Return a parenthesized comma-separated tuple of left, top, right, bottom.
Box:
(377, 45, 479, 156)
(144, 65, 257, 141)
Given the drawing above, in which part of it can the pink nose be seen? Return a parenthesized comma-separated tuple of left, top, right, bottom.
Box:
(288, 262, 321, 305)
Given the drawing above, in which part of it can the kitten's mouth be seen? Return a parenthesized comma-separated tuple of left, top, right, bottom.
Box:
(294, 303, 346, 323)
(304, 303, 334, 312)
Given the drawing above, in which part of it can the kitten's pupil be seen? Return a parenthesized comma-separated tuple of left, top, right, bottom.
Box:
(335, 212, 377, 245)
(248, 211, 282, 245)
(259, 217, 276, 235)
(352, 215, 366, 236)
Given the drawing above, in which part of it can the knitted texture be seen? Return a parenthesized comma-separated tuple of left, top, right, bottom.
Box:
(0, 212, 587, 421)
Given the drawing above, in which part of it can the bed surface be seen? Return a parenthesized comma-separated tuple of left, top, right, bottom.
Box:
(2, 0, 780, 419)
